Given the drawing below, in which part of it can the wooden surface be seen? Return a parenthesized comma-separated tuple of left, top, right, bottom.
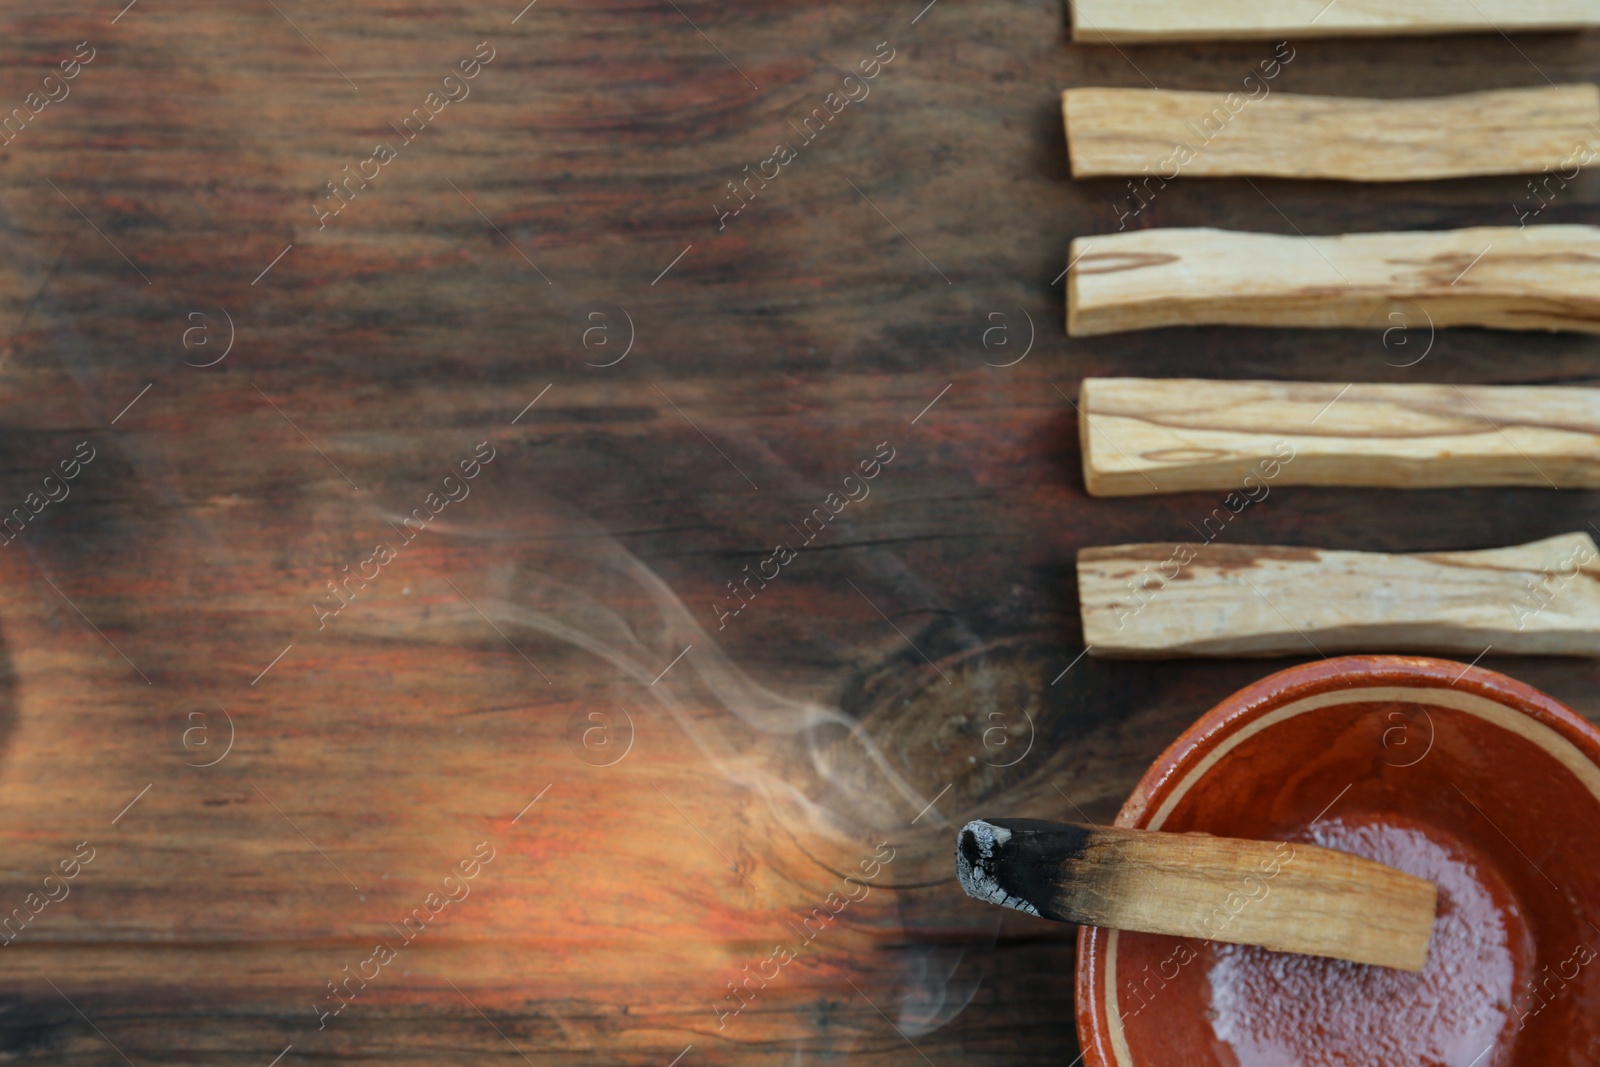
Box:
(957, 818, 1437, 971)
(1069, 0, 1600, 42)
(1079, 378, 1600, 495)
(1062, 85, 1600, 181)
(1079, 533, 1600, 657)
(0, 3, 1598, 1065)
(1067, 224, 1600, 335)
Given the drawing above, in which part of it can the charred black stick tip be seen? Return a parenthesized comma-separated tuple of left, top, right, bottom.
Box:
(957, 818, 1095, 922)
(958, 820, 1039, 915)
(957, 819, 1048, 917)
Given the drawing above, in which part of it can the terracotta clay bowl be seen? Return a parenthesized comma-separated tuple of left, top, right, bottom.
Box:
(1075, 656, 1600, 1067)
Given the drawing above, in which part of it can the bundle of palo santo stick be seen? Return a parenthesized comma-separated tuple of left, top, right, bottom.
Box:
(1053, 11, 1600, 660)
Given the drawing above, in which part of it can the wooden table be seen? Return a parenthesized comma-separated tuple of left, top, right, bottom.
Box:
(0, 2, 1596, 1062)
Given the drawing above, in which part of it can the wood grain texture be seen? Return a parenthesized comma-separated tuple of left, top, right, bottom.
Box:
(958, 818, 1437, 971)
(1062, 85, 1600, 181)
(1067, 225, 1600, 335)
(0, 2, 1597, 1063)
(1069, 0, 1600, 43)
(1078, 378, 1600, 496)
(1078, 533, 1600, 657)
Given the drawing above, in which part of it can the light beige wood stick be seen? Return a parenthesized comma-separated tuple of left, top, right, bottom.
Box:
(958, 818, 1436, 971)
(1069, 0, 1600, 42)
(1063, 85, 1600, 181)
(1077, 378, 1600, 496)
(1067, 225, 1600, 336)
(1068, 227, 1600, 337)
(1078, 533, 1600, 658)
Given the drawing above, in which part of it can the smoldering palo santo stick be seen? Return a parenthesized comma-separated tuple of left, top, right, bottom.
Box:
(956, 818, 1436, 971)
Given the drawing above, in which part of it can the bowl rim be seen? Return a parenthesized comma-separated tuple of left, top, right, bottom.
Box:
(1072, 654, 1600, 1067)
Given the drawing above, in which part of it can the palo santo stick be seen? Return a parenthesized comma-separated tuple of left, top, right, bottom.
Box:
(1077, 533, 1600, 658)
(1077, 378, 1600, 496)
(1063, 85, 1600, 181)
(1069, 0, 1600, 43)
(1067, 225, 1600, 336)
(957, 818, 1437, 971)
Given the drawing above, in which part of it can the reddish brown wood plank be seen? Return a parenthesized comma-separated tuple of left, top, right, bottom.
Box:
(0, 2, 1595, 1064)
